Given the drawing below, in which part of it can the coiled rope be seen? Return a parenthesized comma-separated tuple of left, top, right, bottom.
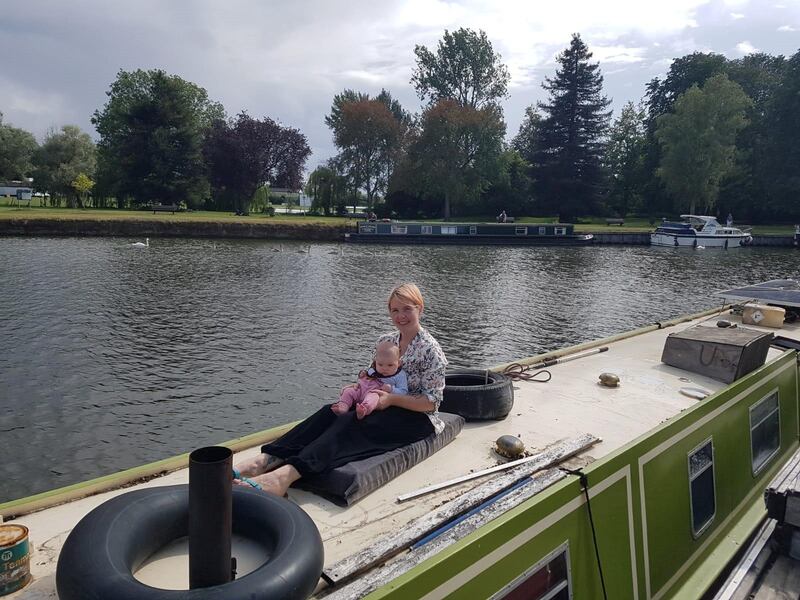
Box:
(502, 363, 552, 382)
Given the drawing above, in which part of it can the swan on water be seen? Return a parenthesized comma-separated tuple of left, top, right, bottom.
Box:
(131, 238, 149, 247)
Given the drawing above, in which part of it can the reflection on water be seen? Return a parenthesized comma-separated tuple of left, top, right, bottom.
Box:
(0, 236, 797, 501)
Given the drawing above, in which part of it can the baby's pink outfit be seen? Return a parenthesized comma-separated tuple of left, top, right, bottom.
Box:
(338, 374, 386, 412)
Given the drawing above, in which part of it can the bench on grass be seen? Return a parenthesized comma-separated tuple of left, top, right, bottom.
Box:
(605, 218, 624, 226)
(152, 204, 178, 214)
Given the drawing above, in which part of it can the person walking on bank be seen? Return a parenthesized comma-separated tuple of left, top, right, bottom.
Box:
(233, 283, 448, 497)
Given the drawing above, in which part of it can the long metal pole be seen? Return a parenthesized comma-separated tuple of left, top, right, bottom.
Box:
(189, 446, 233, 589)
(397, 453, 543, 503)
(528, 346, 609, 370)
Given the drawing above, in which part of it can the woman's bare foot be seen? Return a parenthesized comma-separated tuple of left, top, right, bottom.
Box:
(233, 465, 301, 497)
(233, 453, 284, 478)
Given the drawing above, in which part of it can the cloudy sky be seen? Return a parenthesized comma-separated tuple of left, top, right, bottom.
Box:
(2, 0, 798, 173)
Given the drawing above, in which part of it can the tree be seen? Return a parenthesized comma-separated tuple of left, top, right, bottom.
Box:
(756, 50, 800, 222)
(305, 165, 350, 216)
(483, 150, 533, 217)
(398, 99, 505, 219)
(32, 125, 96, 207)
(71, 173, 95, 206)
(411, 28, 510, 109)
(92, 69, 225, 208)
(204, 112, 311, 214)
(655, 74, 753, 215)
(375, 89, 414, 185)
(533, 34, 611, 221)
(604, 102, 647, 216)
(641, 53, 729, 217)
(719, 53, 787, 222)
(645, 53, 728, 120)
(511, 105, 543, 164)
(325, 93, 404, 208)
(0, 112, 38, 181)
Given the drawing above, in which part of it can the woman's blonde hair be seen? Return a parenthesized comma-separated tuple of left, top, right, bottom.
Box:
(388, 283, 424, 311)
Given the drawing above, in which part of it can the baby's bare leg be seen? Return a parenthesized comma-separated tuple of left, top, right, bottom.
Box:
(332, 385, 359, 414)
(356, 390, 380, 419)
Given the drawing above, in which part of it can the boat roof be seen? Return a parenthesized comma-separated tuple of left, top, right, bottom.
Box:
(6, 307, 800, 597)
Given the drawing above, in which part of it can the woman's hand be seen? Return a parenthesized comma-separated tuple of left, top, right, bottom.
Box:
(371, 389, 393, 411)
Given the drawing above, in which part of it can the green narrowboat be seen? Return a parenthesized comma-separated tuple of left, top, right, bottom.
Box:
(345, 221, 594, 245)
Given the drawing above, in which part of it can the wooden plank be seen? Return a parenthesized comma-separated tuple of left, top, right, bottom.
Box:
(322, 433, 599, 587)
(320, 469, 567, 600)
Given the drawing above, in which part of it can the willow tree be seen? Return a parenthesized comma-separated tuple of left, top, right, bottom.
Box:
(655, 74, 752, 215)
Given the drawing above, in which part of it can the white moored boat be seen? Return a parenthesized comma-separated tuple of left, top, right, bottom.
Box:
(651, 215, 752, 248)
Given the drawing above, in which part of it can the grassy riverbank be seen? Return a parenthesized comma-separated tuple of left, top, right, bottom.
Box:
(0, 206, 794, 235)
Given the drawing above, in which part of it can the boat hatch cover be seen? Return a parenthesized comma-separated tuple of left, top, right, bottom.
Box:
(717, 279, 800, 307)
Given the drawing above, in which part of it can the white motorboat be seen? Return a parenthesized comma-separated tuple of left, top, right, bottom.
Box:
(651, 214, 753, 248)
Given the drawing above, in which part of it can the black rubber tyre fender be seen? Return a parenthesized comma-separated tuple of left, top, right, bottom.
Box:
(440, 368, 514, 420)
(56, 485, 323, 600)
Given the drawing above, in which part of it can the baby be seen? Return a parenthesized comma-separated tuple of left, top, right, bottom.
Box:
(332, 341, 408, 419)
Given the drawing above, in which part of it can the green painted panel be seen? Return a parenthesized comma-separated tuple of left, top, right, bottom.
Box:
(642, 357, 797, 594)
(369, 475, 637, 599)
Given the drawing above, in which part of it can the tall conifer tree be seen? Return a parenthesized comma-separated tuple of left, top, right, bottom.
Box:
(533, 34, 610, 221)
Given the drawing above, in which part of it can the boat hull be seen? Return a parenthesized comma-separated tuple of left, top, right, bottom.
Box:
(650, 232, 751, 248)
(345, 233, 595, 246)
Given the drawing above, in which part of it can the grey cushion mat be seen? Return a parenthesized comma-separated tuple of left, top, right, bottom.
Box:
(296, 412, 465, 506)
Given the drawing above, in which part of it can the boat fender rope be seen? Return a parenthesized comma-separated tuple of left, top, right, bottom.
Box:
(559, 467, 608, 600)
(502, 364, 552, 383)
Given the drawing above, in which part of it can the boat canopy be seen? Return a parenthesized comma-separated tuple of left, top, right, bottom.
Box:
(680, 215, 721, 232)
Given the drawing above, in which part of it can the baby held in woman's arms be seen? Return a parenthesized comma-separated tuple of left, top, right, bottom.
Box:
(332, 341, 408, 419)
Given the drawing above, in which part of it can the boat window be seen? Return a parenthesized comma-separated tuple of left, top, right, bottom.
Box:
(538, 226, 546, 235)
(421, 225, 432, 235)
(493, 544, 571, 600)
(554, 227, 566, 236)
(750, 391, 780, 475)
(688, 439, 715, 537)
(515, 227, 528, 236)
(469, 225, 477, 235)
(391, 225, 407, 234)
(441, 226, 457, 235)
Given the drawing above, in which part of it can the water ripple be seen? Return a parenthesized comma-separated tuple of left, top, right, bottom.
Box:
(0, 236, 797, 501)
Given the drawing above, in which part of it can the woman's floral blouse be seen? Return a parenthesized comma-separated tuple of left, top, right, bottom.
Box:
(377, 328, 448, 434)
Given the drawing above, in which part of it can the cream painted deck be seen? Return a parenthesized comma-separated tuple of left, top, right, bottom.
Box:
(6, 309, 799, 598)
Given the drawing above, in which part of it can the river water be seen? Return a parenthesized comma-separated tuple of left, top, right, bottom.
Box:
(1, 236, 797, 502)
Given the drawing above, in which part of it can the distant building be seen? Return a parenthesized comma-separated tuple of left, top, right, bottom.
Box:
(0, 181, 33, 197)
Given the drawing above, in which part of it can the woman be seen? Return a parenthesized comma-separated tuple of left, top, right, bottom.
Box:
(234, 283, 447, 497)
